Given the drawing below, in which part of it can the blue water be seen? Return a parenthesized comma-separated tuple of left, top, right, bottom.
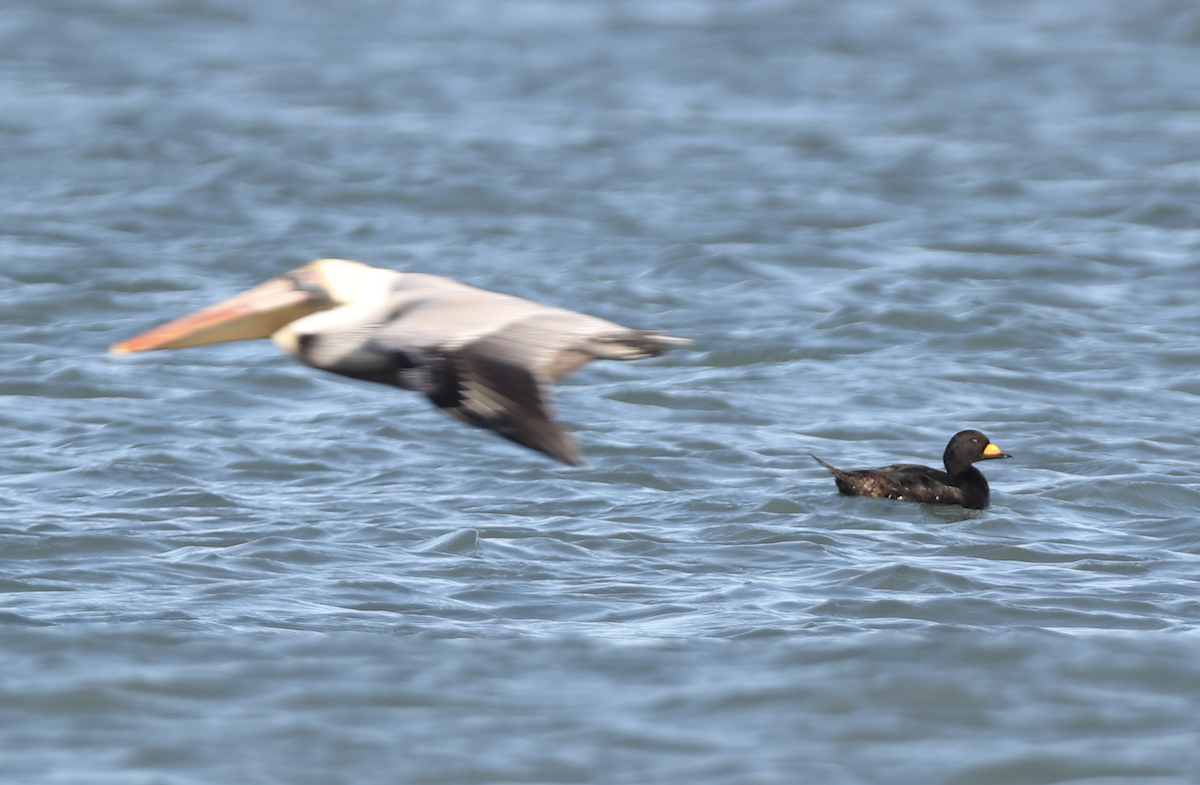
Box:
(3, 1, 1200, 782)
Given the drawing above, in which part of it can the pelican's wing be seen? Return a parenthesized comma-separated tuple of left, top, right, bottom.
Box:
(368, 311, 599, 466)
(370, 296, 689, 466)
(439, 329, 583, 466)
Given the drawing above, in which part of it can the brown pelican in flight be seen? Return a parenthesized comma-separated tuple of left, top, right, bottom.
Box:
(111, 259, 690, 466)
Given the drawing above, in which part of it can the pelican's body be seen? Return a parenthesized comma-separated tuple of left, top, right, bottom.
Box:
(112, 259, 689, 466)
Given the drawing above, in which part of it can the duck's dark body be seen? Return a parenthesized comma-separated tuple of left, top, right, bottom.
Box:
(812, 458, 993, 509)
(811, 430, 1010, 510)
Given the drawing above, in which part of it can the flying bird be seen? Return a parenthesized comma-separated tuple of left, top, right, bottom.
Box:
(111, 259, 690, 466)
(811, 430, 1011, 509)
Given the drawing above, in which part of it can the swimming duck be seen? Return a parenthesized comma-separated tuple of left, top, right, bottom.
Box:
(811, 430, 1011, 509)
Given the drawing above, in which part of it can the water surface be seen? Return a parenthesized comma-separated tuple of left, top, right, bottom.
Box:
(3, 1, 1200, 782)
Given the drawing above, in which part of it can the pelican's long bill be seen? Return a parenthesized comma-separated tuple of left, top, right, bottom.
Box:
(110, 267, 334, 354)
(110, 259, 690, 466)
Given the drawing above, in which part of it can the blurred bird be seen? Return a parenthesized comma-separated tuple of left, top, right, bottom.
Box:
(112, 259, 690, 466)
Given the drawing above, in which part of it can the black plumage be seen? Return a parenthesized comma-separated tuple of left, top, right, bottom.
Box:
(812, 430, 1011, 510)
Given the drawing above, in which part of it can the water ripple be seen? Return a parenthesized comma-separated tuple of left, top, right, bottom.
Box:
(4, 0, 1200, 782)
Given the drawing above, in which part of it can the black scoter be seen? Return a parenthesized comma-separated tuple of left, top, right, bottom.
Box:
(811, 430, 1011, 510)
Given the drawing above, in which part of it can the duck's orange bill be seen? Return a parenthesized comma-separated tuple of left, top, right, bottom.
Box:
(983, 443, 1005, 457)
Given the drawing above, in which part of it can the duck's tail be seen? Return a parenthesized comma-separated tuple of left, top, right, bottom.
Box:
(810, 454, 839, 473)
